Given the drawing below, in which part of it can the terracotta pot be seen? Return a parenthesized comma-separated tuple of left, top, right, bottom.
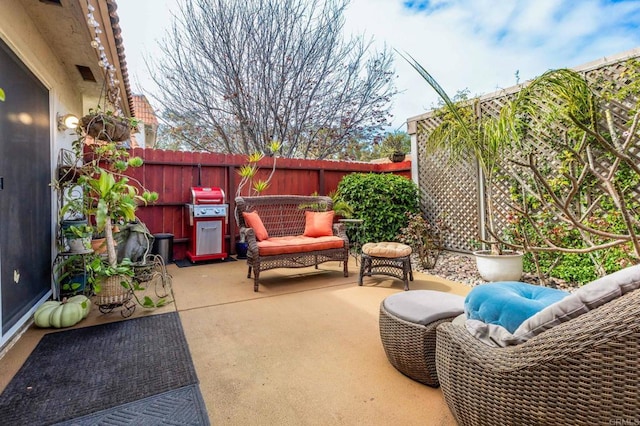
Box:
(91, 238, 107, 254)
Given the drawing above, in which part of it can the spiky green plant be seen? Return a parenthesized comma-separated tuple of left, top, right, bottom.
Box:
(398, 51, 516, 253)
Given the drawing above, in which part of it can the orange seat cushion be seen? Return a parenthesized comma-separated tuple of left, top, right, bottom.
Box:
(303, 210, 335, 237)
(243, 211, 269, 241)
(257, 235, 344, 256)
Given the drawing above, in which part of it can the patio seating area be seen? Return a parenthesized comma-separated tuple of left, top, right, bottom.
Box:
(0, 257, 470, 425)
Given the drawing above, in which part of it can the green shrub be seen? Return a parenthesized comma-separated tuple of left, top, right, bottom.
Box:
(337, 173, 419, 243)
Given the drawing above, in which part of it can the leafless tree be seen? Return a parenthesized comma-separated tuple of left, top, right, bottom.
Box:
(148, 0, 397, 158)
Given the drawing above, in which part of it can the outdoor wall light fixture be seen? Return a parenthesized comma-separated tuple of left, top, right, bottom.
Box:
(57, 113, 79, 131)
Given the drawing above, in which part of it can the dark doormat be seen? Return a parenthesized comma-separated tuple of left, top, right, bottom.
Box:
(175, 256, 238, 268)
(55, 384, 208, 425)
(0, 312, 209, 425)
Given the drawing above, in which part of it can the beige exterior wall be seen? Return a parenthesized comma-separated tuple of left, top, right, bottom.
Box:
(0, 2, 82, 105)
(0, 2, 85, 319)
(0, 1, 83, 151)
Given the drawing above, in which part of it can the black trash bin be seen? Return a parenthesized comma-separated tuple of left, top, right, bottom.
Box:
(152, 233, 174, 265)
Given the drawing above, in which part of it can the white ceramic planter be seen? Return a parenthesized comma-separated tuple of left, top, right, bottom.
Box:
(473, 250, 524, 282)
(67, 236, 92, 253)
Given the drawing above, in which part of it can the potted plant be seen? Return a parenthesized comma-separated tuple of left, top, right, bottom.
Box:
(83, 164, 158, 307)
(90, 228, 108, 254)
(396, 211, 448, 269)
(401, 53, 523, 281)
(54, 254, 91, 298)
(64, 224, 93, 253)
(234, 140, 281, 257)
(380, 131, 410, 162)
(79, 109, 139, 143)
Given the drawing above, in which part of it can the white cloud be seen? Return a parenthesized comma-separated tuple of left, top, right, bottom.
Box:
(117, 0, 640, 132)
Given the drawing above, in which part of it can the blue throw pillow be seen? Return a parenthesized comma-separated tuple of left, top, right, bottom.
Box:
(464, 282, 570, 334)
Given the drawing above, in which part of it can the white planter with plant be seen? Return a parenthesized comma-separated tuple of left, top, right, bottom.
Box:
(402, 53, 524, 281)
(473, 250, 524, 282)
(63, 223, 93, 253)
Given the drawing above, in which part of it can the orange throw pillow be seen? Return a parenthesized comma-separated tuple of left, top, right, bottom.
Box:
(303, 210, 335, 237)
(242, 211, 269, 241)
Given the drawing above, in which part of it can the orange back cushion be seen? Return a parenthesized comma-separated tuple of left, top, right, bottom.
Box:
(242, 211, 269, 241)
(303, 210, 335, 237)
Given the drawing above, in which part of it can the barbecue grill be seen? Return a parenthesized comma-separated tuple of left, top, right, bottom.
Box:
(186, 186, 228, 262)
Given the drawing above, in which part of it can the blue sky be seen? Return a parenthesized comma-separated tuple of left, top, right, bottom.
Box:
(117, 0, 640, 131)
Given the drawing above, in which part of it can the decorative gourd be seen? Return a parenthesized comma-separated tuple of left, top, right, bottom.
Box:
(34, 296, 91, 328)
(67, 294, 92, 318)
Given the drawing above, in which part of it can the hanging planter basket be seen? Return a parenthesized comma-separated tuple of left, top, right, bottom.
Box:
(80, 113, 131, 142)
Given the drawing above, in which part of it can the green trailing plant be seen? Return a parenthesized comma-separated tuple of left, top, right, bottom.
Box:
(65, 224, 93, 239)
(396, 211, 449, 269)
(86, 257, 169, 309)
(54, 254, 90, 296)
(337, 173, 419, 243)
(86, 256, 134, 295)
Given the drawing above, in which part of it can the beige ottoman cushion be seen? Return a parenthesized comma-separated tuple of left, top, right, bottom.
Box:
(362, 242, 412, 258)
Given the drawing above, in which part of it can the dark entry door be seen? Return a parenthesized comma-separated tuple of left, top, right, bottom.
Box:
(0, 38, 52, 335)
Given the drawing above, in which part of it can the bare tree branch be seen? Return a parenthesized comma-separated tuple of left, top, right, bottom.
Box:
(147, 0, 397, 158)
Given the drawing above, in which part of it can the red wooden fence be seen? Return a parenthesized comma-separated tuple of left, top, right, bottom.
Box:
(125, 148, 411, 260)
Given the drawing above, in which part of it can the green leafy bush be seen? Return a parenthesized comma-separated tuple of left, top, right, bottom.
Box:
(337, 173, 418, 243)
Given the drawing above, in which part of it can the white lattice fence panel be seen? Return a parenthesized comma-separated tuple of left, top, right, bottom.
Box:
(416, 121, 479, 252)
(413, 53, 640, 254)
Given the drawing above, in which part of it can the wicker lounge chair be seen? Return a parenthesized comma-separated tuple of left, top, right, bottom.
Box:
(435, 287, 640, 425)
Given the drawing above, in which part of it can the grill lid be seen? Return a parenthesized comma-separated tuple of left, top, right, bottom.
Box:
(191, 187, 225, 204)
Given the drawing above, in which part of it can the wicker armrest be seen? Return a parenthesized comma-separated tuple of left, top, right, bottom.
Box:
(332, 222, 348, 246)
(436, 289, 640, 425)
(240, 227, 258, 252)
(240, 226, 255, 241)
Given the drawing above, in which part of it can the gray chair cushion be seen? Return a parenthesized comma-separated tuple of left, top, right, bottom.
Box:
(383, 290, 465, 325)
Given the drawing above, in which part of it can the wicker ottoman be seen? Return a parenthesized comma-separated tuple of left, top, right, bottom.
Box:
(359, 242, 413, 290)
(379, 290, 465, 387)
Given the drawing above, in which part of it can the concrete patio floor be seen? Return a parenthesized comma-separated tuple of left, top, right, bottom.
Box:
(0, 257, 471, 425)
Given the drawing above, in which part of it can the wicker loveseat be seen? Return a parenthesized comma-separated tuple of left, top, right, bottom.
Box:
(436, 285, 640, 425)
(235, 195, 349, 291)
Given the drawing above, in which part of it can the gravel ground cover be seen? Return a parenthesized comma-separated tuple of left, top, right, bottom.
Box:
(414, 250, 579, 291)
